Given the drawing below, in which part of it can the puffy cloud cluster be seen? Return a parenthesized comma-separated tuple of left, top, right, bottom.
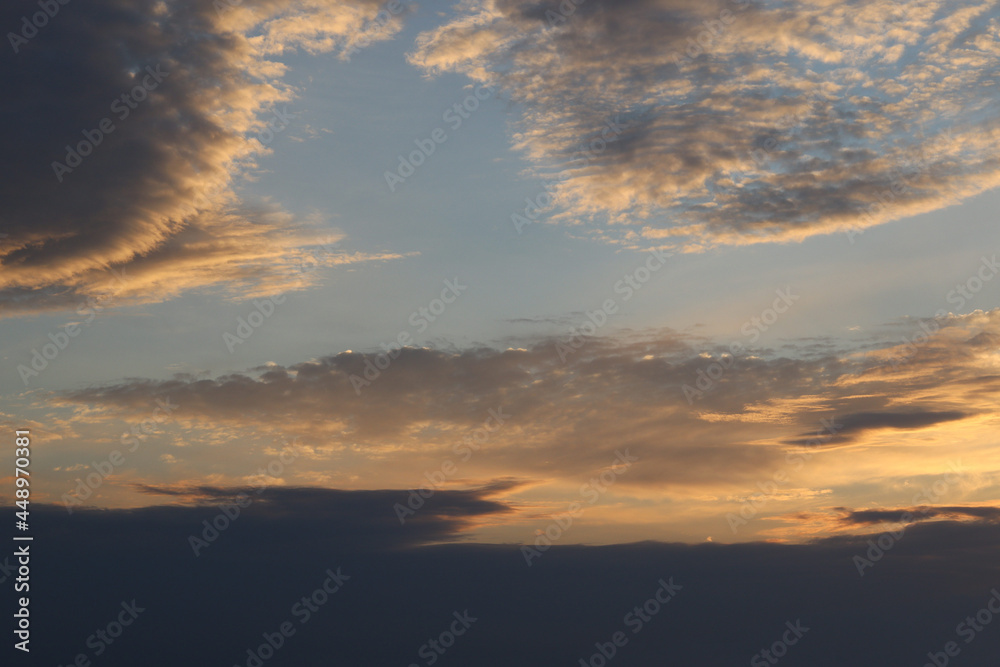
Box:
(36, 309, 1000, 541)
(410, 0, 1000, 249)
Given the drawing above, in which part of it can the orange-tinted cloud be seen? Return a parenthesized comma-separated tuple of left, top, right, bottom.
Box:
(25, 308, 1000, 542)
(410, 0, 1000, 249)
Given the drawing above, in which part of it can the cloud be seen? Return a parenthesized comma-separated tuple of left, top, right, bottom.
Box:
(840, 505, 1000, 525)
(408, 0, 1000, 249)
(0, 0, 410, 316)
(787, 410, 968, 446)
(122, 482, 518, 549)
(13, 499, 1000, 666)
(29, 308, 1000, 544)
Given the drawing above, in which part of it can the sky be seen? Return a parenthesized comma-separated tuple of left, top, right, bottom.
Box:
(3, 0, 1000, 665)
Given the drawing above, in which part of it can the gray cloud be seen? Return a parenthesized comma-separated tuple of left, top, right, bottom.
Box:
(50, 309, 1000, 490)
(409, 0, 1000, 249)
(787, 410, 968, 446)
(0, 0, 406, 316)
(840, 505, 1000, 525)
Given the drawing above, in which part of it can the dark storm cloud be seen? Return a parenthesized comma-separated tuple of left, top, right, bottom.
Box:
(0, 0, 405, 316)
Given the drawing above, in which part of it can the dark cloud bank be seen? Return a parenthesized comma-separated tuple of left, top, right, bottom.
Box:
(5, 488, 1000, 666)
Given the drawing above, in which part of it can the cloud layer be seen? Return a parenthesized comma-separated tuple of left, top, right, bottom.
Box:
(410, 0, 1000, 249)
(13, 497, 1000, 666)
(27, 308, 1000, 542)
(0, 0, 408, 315)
